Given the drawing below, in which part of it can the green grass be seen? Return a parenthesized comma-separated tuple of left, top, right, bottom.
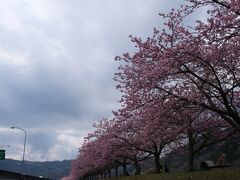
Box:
(107, 168, 240, 180)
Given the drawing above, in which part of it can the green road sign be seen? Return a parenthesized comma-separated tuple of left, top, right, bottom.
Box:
(0, 149, 5, 160)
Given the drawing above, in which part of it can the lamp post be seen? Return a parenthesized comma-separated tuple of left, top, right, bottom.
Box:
(0, 145, 10, 149)
(11, 127, 26, 173)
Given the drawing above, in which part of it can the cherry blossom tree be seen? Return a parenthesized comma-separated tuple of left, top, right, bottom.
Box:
(169, 106, 237, 171)
(93, 118, 149, 175)
(115, 0, 240, 132)
(113, 96, 185, 173)
(66, 118, 146, 179)
(65, 127, 116, 180)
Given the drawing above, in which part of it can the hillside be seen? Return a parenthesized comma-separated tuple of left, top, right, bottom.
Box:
(166, 139, 240, 172)
(106, 168, 240, 180)
(0, 159, 72, 180)
(134, 139, 240, 174)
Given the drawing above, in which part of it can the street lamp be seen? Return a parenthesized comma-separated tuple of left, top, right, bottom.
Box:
(0, 145, 10, 149)
(11, 126, 26, 173)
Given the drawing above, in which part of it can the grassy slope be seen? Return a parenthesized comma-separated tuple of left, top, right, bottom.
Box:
(107, 168, 240, 180)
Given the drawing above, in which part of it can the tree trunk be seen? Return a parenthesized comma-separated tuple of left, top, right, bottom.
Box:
(134, 162, 141, 175)
(154, 154, 161, 173)
(122, 163, 127, 176)
(108, 169, 111, 178)
(115, 165, 118, 177)
(188, 125, 195, 172)
(188, 151, 194, 172)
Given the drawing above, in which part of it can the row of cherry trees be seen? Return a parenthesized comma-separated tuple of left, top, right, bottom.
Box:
(63, 1, 240, 179)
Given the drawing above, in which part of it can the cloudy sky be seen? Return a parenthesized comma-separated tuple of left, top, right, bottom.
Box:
(0, 0, 186, 161)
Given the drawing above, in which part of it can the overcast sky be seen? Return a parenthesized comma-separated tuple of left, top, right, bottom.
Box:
(0, 0, 186, 161)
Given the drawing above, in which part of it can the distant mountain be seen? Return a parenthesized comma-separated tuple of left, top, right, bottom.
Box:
(0, 159, 72, 180)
